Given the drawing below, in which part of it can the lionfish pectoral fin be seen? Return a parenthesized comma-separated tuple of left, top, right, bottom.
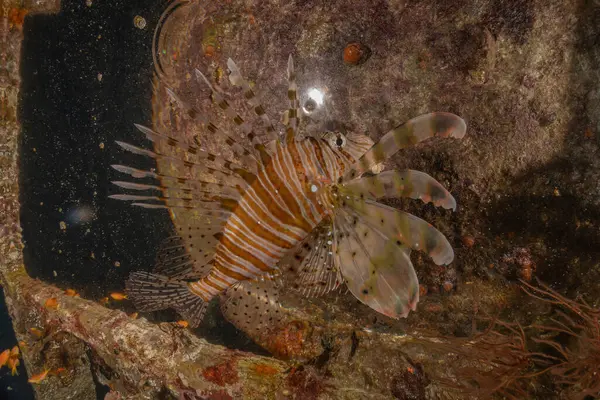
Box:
(342, 196, 454, 266)
(340, 169, 457, 211)
(342, 112, 466, 182)
(333, 211, 419, 319)
(277, 218, 341, 297)
(126, 271, 207, 327)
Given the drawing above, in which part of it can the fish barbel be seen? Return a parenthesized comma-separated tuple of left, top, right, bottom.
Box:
(111, 55, 466, 327)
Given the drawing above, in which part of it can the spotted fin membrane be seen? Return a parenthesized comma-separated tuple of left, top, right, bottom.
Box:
(332, 112, 465, 319)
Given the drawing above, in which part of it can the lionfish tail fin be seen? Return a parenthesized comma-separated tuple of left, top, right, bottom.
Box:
(126, 271, 207, 327)
(342, 112, 466, 182)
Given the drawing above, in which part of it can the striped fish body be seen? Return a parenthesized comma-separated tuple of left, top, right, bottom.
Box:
(189, 137, 352, 301)
(117, 53, 467, 328)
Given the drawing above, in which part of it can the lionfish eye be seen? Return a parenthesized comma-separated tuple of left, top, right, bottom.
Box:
(335, 135, 347, 148)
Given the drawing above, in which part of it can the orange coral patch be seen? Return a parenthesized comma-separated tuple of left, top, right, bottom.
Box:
(202, 359, 239, 386)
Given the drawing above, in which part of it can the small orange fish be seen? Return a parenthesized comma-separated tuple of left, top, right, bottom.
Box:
(110, 292, 127, 301)
(44, 297, 58, 309)
(176, 320, 189, 328)
(18, 341, 27, 349)
(129, 312, 138, 319)
(10, 346, 19, 358)
(28, 369, 50, 384)
(30, 327, 44, 338)
(99, 297, 109, 305)
(0, 349, 10, 368)
(8, 357, 19, 376)
(64, 289, 78, 297)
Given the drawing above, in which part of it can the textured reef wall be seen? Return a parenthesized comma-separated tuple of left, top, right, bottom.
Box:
(1, 0, 599, 399)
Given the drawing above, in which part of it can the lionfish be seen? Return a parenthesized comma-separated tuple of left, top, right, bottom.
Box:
(110, 56, 466, 327)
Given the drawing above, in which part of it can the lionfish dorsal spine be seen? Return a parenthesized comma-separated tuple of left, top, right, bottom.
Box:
(285, 55, 299, 141)
(226, 58, 279, 143)
(165, 86, 262, 171)
(195, 68, 271, 163)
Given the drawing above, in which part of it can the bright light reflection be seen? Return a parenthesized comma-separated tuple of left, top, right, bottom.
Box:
(307, 88, 324, 105)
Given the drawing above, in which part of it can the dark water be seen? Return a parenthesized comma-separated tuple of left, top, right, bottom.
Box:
(2, 0, 169, 398)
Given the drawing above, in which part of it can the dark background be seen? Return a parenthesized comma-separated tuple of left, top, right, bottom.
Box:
(2, 0, 170, 398)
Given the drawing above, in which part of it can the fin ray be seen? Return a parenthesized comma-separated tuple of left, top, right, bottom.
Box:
(340, 169, 457, 210)
(195, 68, 270, 162)
(115, 139, 253, 187)
(110, 164, 244, 196)
(285, 55, 299, 141)
(154, 236, 213, 280)
(165, 87, 262, 167)
(277, 219, 341, 297)
(220, 278, 285, 333)
(134, 123, 259, 174)
(227, 58, 278, 143)
(126, 271, 207, 327)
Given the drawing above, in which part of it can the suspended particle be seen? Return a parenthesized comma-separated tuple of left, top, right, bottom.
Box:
(85, 0, 92, 6)
(59, 221, 66, 230)
(99, 142, 104, 149)
(114, 261, 121, 267)
(134, 15, 146, 30)
(97, 73, 103, 81)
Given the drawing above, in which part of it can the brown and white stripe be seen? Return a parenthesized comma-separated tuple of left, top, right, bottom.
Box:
(187, 137, 357, 301)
